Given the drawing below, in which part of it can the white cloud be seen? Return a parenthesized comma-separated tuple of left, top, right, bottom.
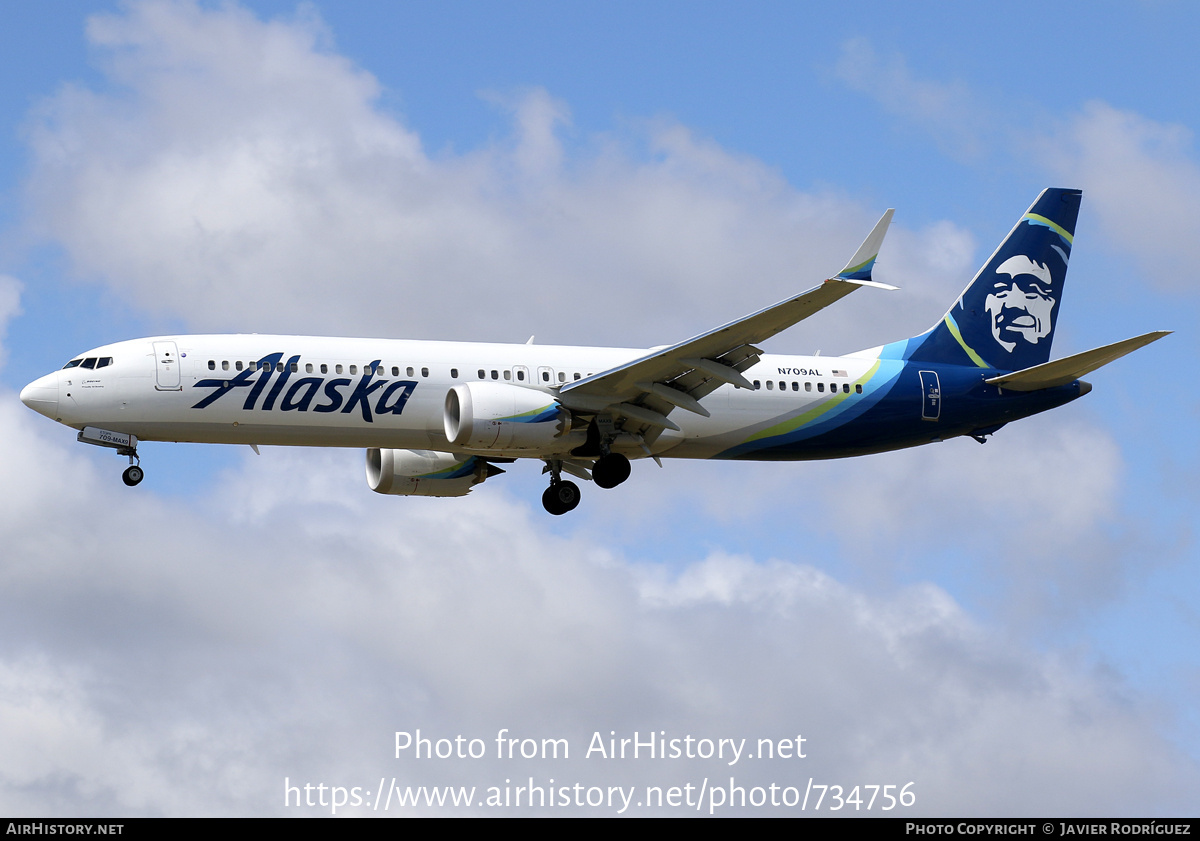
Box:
(1036, 101, 1200, 289)
(1, 391, 1195, 815)
(25, 3, 967, 354)
(834, 38, 993, 162)
(835, 40, 1200, 293)
(0, 275, 21, 370)
(815, 416, 1140, 620)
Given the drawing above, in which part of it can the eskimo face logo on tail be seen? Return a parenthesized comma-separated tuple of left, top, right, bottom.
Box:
(190, 354, 417, 423)
(985, 255, 1057, 353)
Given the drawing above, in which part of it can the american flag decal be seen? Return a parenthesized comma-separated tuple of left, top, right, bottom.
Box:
(832, 369, 848, 377)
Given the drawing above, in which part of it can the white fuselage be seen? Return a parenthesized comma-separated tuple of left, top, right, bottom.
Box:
(22, 334, 887, 461)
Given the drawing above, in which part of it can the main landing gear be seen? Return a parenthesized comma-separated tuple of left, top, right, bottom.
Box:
(542, 479, 581, 516)
(591, 452, 631, 489)
(540, 452, 632, 515)
(541, 459, 582, 515)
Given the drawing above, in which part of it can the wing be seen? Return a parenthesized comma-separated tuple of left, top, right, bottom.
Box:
(558, 209, 896, 441)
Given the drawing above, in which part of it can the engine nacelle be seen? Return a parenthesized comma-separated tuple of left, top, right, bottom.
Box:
(444, 382, 570, 451)
(365, 448, 498, 497)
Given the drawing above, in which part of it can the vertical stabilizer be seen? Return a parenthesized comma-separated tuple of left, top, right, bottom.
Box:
(906, 188, 1082, 370)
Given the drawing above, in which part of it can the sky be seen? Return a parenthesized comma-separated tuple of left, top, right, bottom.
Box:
(0, 0, 1197, 817)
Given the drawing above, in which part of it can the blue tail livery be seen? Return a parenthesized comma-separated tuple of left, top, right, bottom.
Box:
(906, 188, 1081, 371)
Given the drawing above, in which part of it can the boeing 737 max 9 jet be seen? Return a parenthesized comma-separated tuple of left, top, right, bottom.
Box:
(20, 189, 1169, 514)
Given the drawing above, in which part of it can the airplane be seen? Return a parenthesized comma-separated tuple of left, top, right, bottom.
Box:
(19, 188, 1169, 515)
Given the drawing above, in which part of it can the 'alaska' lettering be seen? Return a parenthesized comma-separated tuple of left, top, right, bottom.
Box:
(192, 353, 417, 423)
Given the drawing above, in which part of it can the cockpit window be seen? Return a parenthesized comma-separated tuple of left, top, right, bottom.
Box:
(62, 356, 113, 370)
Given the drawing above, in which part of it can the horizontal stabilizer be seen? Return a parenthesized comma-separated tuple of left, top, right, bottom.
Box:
(984, 331, 1170, 392)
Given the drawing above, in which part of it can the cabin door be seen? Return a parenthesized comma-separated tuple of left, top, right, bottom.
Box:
(153, 341, 182, 391)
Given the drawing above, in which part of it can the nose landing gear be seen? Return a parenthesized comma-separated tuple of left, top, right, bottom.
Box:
(122, 462, 144, 486)
(77, 426, 144, 487)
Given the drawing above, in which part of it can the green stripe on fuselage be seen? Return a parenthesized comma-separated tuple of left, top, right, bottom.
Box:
(498, 404, 556, 423)
(744, 359, 881, 443)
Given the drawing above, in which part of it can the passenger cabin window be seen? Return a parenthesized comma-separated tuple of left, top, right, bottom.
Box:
(542, 371, 550, 382)
(235, 361, 243, 371)
(421, 367, 429, 377)
(855, 384, 863, 394)
(335, 364, 343, 374)
(207, 360, 216, 370)
(451, 368, 458, 378)
(320, 364, 328, 374)
(503, 370, 511, 380)
(491, 370, 499, 380)
(517, 370, 525, 381)
(349, 365, 357, 375)
(843, 383, 850, 394)
(305, 363, 313, 374)
(791, 382, 798, 391)
(478, 369, 486, 379)
(392, 366, 400, 377)
(753, 380, 761, 389)
(574, 372, 581, 380)
(766, 381, 774, 390)
(805, 382, 812, 392)
(817, 383, 824, 392)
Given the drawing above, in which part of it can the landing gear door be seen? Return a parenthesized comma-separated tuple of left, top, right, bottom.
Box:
(919, 370, 941, 421)
(153, 341, 182, 391)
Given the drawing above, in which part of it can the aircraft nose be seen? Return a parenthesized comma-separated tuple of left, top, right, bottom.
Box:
(20, 372, 59, 419)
